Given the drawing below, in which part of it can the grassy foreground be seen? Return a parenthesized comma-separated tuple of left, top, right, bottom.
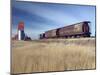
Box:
(11, 38, 96, 74)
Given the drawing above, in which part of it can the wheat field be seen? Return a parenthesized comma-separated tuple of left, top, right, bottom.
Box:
(11, 38, 96, 74)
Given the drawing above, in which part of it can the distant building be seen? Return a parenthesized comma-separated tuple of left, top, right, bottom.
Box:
(18, 21, 25, 40)
(12, 21, 31, 41)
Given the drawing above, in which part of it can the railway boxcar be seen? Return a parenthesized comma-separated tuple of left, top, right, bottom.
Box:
(58, 21, 90, 38)
(45, 29, 57, 38)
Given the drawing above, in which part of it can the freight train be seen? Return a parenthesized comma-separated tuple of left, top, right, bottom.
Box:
(40, 21, 91, 39)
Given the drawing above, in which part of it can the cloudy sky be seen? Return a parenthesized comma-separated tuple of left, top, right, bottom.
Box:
(12, 0, 96, 39)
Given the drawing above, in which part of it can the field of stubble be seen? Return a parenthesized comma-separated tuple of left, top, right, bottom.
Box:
(11, 38, 96, 74)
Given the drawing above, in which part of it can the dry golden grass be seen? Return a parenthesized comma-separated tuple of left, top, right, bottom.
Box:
(11, 38, 96, 74)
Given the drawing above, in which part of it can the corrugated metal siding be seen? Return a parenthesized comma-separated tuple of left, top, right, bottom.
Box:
(45, 29, 57, 38)
(59, 23, 83, 36)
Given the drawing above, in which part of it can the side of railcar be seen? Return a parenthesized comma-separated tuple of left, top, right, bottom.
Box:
(45, 29, 57, 38)
(58, 21, 91, 38)
(58, 25, 75, 38)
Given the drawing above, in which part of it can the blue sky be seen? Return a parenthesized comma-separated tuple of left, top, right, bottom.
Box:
(12, 0, 96, 39)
